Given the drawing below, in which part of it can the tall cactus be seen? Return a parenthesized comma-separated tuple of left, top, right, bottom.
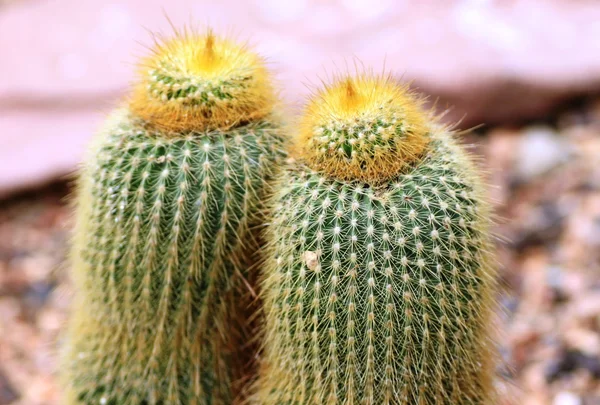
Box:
(62, 29, 286, 405)
(258, 74, 497, 404)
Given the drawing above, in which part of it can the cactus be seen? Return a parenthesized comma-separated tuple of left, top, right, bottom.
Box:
(62, 29, 286, 405)
(258, 74, 497, 404)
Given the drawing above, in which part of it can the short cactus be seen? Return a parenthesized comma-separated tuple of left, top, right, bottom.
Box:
(62, 29, 286, 404)
(258, 74, 497, 404)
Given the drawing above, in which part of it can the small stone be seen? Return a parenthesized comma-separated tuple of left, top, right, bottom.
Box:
(0, 369, 19, 404)
(553, 391, 581, 405)
(545, 350, 578, 383)
(563, 328, 600, 356)
(515, 126, 571, 182)
(570, 292, 600, 322)
(512, 202, 565, 250)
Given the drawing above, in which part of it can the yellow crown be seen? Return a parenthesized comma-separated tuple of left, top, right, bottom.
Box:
(296, 74, 430, 183)
(129, 29, 275, 132)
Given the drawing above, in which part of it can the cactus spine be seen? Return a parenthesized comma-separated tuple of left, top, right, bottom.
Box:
(62, 29, 286, 404)
(258, 74, 497, 404)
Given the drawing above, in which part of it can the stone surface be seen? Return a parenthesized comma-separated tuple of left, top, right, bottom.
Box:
(1, 0, 600, 196)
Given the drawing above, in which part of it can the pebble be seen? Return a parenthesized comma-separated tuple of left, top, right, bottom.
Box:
(0, 369, 19, 404)
(515, 126, 571, 182)
(553, 391, 581, 405)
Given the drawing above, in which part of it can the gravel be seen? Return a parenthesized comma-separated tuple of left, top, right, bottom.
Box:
(1, 101, 599, 404)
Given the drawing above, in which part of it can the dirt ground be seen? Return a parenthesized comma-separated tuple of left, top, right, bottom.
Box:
(1, 100, 599, 405)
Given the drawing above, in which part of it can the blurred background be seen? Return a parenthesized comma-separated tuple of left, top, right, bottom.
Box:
(1, 0, 599, 404)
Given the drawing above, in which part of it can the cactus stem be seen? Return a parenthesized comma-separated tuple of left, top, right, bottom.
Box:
(258, 72, 497, 404)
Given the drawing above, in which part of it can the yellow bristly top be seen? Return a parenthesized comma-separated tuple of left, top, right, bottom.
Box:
(130, 29, 275, 132)
(296, 74, 430, 183)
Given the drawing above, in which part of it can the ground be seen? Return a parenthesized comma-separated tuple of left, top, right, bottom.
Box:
(0, 101, 599, 405)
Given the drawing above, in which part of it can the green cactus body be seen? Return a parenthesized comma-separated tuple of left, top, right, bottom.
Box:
(62, 31, 286, 405)
(258, 75, 497, 404)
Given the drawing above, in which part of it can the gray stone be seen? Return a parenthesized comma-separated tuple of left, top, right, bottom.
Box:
(515, 126, 571, 181)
